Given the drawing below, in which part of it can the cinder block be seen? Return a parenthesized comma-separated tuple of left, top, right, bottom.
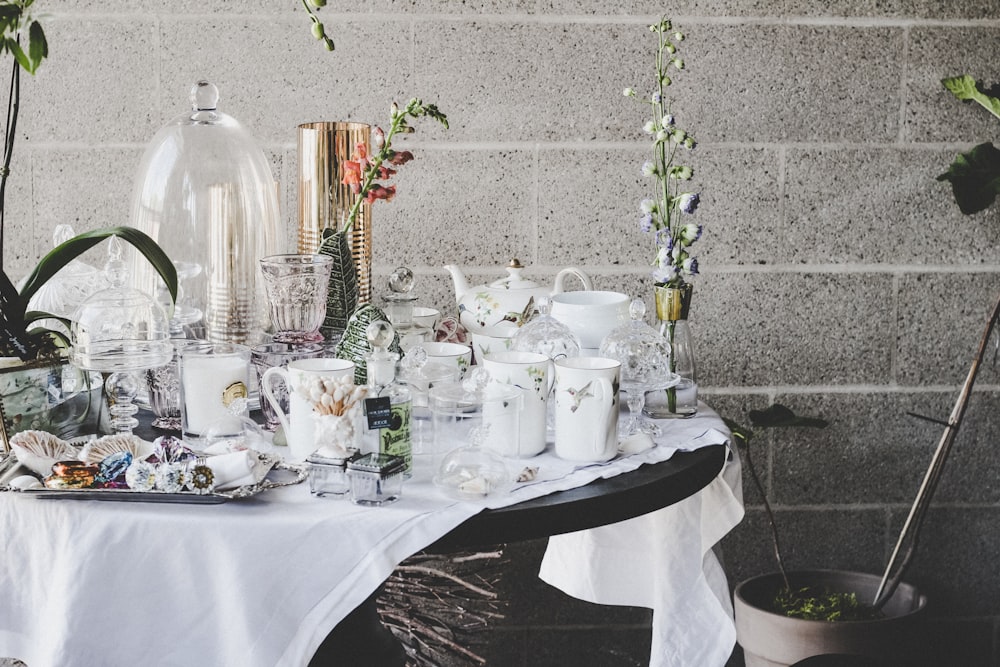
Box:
(32, 146, 143, 236)
(367, 0, 535, 12)
(784, 147, 1000, 263)
(905, 26, 1000, 143)
(769, 392, 948, 505)
(638, 23, 903, 143)
(896, 273, 1000, 386)
(536, 0, 986, 17)
(412, 21, 647, 142)
(537, 145, 779, 269)
(704, 392, 777, 506)
(693, 272, 894, 386)
(934, 390, 1000, 504)
(18, 17, 159, 145)
(901, 506, 1000, 615)
(0, 149, 35, 279)
(159, 17, 412, 145)
(537, 146, 648, 267)
(722, 507, 888, 585)
(369, 147, 535, 268)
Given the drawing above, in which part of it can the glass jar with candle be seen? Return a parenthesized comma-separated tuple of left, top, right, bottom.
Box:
(179, 342, 251, 439)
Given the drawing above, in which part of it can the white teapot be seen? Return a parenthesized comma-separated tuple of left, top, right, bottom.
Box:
(445, 259, 593, 334)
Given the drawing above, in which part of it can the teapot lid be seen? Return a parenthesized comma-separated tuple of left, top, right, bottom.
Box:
(488, 259, 540, 290)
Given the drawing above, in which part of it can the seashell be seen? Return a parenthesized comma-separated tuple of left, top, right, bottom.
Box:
(79, 434, 155, 465)
(516, 466, 539, 483)
(9, 475, 43, 490)
(9, 430, 78, 477)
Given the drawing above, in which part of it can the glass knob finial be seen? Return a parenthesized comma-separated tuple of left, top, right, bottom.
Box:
(191, 80, 219, 111)
(629, 298, 646, 321)
(366, 319, 395, 350)
(388, 266, 415, 293)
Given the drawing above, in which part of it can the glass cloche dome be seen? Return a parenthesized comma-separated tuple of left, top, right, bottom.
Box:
(129, 80, 282, 344)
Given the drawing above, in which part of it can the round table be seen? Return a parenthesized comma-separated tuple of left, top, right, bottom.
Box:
(310, 444, 728, 666)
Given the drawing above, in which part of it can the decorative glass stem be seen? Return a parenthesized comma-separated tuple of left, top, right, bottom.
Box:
(645, 285, 698, 419)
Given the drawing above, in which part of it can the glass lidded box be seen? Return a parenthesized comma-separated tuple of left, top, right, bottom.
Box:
(129, 80, 282, 344)
(428, 369, 523, 458)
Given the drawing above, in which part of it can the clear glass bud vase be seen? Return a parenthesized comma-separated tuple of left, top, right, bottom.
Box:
(644, 284, 698, 418)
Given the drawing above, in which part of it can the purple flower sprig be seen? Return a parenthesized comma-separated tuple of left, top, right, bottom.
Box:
(624, 17, 701, 289)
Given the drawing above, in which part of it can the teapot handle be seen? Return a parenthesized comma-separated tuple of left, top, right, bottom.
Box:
(552, 267, 593, 294)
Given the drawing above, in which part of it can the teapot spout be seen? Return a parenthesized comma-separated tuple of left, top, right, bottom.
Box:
(444, 264, 470, 303)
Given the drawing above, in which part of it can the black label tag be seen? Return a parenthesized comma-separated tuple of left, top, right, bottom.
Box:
(365, 396, 392, 430)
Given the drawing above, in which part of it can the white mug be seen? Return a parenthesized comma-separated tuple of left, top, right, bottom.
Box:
(261, 358, 355, 461)
(553, 356, 620, 462)
(482, 351, 551, 457)
(550, 291, 630, 350)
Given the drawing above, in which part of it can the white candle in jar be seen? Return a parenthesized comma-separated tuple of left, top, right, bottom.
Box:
(181, 349, 249, 436)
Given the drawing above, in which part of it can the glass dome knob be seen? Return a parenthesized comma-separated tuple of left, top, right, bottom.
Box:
(366, 319, 395, 350)
(629, 298, 646, 321)
(388, 267, 415, 293)
(192, 80, 219, 111)
(462, 367, 491, 394)
(104, 236, 128, 289)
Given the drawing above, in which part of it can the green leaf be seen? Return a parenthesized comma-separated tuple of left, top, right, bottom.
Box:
(18, 226, 178, 309)
(749, 404, 829, 430)
(942, 75, 1000, 121)
(317, 229, 359, 338)
(937, 142, 1000, 214)
(6, 37, 28, 73)
(23, 310, 70, 330)
(27, 20, 46, 72)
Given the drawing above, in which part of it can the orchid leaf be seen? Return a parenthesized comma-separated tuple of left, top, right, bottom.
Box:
(942, 75, 1000, 121)
(937, 142, 1000, 215)
(23, 310, 69, 329)
(19, 226, 177, 308)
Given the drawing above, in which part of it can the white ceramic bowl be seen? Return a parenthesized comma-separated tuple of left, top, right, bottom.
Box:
(549, 291, 630, 349)
(412, 307, 440, 329)
(418, 341, 473, 378)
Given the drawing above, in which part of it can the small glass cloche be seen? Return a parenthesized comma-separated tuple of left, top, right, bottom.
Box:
(598, 298, 678, 437)
(71, 238, 172, 434)
(511, 296, 581, 361)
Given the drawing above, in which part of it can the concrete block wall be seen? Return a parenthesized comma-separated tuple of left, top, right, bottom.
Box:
(5, 1, 1000, 664)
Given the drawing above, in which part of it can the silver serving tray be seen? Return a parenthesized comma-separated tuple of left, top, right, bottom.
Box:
(0, 453, 307, 505)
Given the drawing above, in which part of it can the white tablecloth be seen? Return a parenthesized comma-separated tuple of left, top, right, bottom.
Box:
(540, 405, 744, 667)
(0, 406, 737, 667)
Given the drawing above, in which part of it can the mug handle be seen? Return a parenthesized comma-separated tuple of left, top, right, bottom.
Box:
(552, 266, 594, 293)
(590, 377, 614, 458)
(260, 366, 292, 435)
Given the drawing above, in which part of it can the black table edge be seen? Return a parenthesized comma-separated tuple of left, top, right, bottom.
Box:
(428, 443, 728, 551)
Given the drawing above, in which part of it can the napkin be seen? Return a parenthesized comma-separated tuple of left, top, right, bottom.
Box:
(205, 450, 265, 490)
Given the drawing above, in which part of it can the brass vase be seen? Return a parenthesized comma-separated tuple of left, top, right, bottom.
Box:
(297, 122, 374, 308)
(644, 284, 698, 418)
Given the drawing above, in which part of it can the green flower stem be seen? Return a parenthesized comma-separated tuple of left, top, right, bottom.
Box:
(339, 105, 411, 235)
(666, 319, 677, 412)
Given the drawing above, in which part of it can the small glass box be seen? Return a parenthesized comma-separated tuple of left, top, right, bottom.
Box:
(347, 453, 405, 506)
(307, 450, 359, 497)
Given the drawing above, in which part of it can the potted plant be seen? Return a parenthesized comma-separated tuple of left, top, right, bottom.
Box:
(726, 406, 930, 666)
(727, 287, 1000, 667)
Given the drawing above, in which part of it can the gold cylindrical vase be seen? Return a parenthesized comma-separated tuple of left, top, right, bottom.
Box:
(297, 121, 373, 304)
